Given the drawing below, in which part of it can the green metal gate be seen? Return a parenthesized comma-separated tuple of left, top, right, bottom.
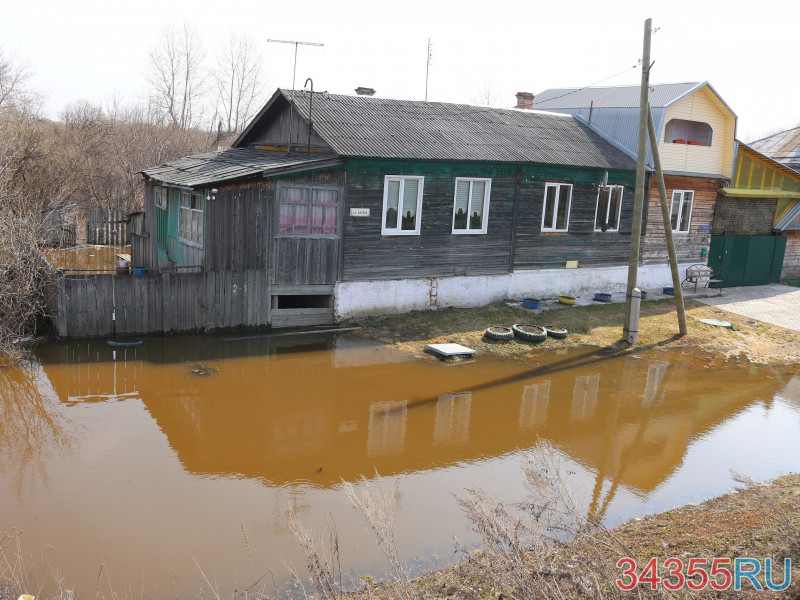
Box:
(707, 235, 787, 287)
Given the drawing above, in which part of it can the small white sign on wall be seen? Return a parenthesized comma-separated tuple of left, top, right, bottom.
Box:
(350, 208, 370, 217)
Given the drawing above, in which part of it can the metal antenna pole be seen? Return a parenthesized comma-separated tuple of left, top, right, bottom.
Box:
(425, 38, 432, 101)
(266, 39, 324, 90)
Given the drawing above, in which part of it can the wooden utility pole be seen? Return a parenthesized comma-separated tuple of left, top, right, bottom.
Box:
(647, 103, 688, 334)
(623, 18, 652, 344)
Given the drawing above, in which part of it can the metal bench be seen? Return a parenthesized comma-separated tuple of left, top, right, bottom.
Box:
(683, 264, 722, 294)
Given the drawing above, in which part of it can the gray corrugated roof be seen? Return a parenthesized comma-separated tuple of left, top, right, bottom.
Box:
(749, 126, 800, 165)
(275, 90, 636, 170)
(532, 82, 704, 110)
(141, 148, 338, 187)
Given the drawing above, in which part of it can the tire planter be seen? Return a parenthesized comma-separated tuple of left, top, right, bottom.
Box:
(484, 326, 514, 342)
(512, 324, 548, 343)
(640, 290, 648, 300)
(593, 292, 612, 303)
(522, 297, 542, 309)
(543, 326, 569, 340)
(557, 295, 576, 305)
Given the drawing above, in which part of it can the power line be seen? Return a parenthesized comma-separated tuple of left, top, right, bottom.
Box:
(536, 63, 640, 105)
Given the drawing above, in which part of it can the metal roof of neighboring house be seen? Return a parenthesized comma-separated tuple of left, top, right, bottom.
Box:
(235, 89, 637, 170)
(749, 126, 800, 166)
(532, 81, 733, 112)
(140, 147, 340, 187)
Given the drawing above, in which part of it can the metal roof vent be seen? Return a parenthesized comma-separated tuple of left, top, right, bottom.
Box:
(355, 87, 376, 96)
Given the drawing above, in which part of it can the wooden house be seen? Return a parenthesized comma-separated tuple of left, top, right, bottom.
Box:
(532, 82, 737, 266)
(134, 89, 645, 329)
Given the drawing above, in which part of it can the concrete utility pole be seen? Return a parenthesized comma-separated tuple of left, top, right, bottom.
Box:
(647, 103, 688, 335)
(623, 18, 652, 345)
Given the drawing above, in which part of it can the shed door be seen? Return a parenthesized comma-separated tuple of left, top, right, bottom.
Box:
(273, 184, 342, 285)
(708, 235, 787, 286)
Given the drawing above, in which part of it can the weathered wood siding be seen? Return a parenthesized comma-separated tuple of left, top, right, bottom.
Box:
(204, 179, 268, 271)
(513, 165, 638, 269)
(53, 271, 270, 338)
(342, 158, 518, 280)
(248, 101, 331, 152)
(659, 85, 735, 178)
(642, 175, 719, 264)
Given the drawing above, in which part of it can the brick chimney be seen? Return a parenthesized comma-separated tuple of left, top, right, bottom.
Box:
(355, 87, 376, 96)
(515, 92, 535, 109)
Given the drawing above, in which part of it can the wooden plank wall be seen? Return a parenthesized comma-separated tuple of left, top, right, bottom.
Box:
(641, 175, 719, 265)
(205, 180, 268, 271)
(342, 158, 638, 279)
(513, 165, 639, 269)
(55, 271, 270, 338)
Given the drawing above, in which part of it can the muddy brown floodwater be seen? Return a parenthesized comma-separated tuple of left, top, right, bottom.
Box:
(2, 333, 800, 598)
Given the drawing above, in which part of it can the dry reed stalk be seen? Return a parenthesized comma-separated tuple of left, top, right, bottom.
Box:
(287, 511, 341, 600)
(342, 476, 416, 600)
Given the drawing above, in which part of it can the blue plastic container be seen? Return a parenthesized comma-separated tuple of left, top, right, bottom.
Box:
(522, 297, 542, 309)
(132, 266, 148, 275)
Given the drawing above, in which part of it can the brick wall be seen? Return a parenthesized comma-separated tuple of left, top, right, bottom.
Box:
(782, 230, 800, 280)
(712, 197, 776, 236)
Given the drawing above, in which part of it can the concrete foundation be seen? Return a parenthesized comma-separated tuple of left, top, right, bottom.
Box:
(334, 264, 695, 319)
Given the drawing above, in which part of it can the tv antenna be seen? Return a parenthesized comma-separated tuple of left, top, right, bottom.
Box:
(267, 39, 324, 90)
(425, 38, 432, 101)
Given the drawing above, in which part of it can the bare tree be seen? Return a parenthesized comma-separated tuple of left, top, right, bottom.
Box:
(147, 23, 207, 130)
(0, 48, 35, 112)
(214, 33, 265, 135)
(470, 80, 502, 107)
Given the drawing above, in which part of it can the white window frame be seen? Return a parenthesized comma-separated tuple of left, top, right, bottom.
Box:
(669, 189, 695, 233)
(452, 177, 491, 234)
(178, 191, 204, 247)
(541, 182, 573, 232)
(381, 175, 424, 236)
(593, 185, 624, 232)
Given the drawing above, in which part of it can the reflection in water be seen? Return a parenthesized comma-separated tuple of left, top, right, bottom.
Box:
(0, 363, 72, 498)
(1, 335, 797, 598)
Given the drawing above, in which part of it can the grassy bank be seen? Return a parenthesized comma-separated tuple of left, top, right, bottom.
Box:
(344, 473, 800, 600)
(348, 297, 800, 364)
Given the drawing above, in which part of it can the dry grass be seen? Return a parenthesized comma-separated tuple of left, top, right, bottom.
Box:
(349, 297, 800, 364)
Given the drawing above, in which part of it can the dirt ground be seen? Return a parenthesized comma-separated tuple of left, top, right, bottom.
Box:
(348, 297, 800, 365)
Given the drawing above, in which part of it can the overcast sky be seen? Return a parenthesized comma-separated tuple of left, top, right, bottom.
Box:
(2, 0, 797, 142)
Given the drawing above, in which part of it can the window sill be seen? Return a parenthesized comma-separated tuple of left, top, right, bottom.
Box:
(381, 230, 421, 236)
(452, 229, 488, 235)
(593, 229, 620, 233)
(541, 230, 570, 234)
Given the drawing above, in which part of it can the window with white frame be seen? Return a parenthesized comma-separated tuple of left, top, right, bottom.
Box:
(594, 185, 624, 232)
(452, 177, 491, 234)
(670, 190, 694, 233)
(179, 191, 204, 246)
(382, 175, 424, 235)
(541, 182, 572, 232)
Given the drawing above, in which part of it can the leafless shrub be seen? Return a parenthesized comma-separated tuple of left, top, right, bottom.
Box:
(287, 511, 342, 600)
(456, 441, 645, 600)
(342, 476, 416, 600)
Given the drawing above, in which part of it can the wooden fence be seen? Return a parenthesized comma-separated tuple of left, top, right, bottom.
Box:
(51, 270, 270, 338)
(86, 210, 130, 245)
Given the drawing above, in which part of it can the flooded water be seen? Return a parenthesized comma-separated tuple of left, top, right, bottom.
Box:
(3, 334, 800, 598)
(45, 245, 129, 273)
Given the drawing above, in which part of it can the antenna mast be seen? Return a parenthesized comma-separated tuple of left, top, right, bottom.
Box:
(425, 38, 432, 101)
(267, 38, 324, 90)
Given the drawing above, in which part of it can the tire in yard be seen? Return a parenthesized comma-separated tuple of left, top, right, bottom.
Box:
(543, 325, 568, 340)
(512, 324, 548, 343)
(484, 326, 514, 342)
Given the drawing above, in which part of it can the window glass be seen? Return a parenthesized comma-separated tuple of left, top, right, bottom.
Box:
(279, 185, 339, 236)
(670, 190, 694, 232)
(470, 181, 485, 229)
(382, 176, 423, 235)
(401, 179, 419, 231)
(542, 183, 571, 231)
(544, 186, 557, 228)
(595, 185, 623, 231)
(556, 185, 570, 230)
(453, 181, 470, 230)
(670, 191, 681, 230)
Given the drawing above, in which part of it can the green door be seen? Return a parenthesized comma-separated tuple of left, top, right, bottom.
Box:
(708, 235, 787, 287)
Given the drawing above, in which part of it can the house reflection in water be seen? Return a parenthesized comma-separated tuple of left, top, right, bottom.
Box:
(34, 335, 786, 511)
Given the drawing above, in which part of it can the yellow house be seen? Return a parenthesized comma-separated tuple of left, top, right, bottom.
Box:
(532, 82, 737, 264)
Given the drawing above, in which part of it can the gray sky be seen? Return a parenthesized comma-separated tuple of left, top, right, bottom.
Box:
(2, 0, 797, 142)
